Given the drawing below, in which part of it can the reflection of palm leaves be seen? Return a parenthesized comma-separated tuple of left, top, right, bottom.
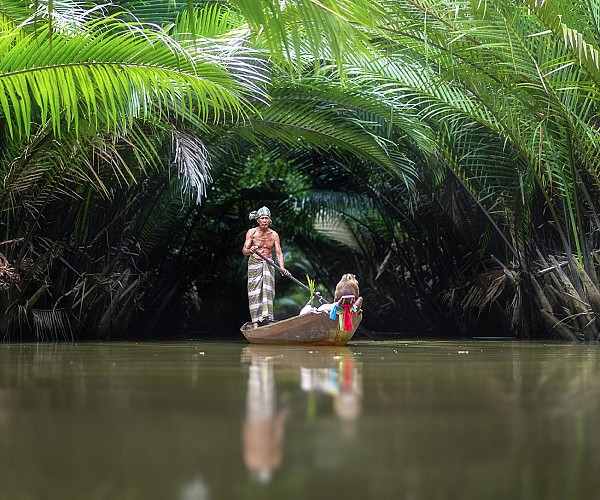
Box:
(32, 309, 73, 342)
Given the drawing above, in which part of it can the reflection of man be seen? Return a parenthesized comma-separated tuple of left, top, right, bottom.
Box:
(242, 357, 289, 482)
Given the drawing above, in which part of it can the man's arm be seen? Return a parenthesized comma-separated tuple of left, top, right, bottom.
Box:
(273, 232, 291, 276)
(242, 229, 258, 256)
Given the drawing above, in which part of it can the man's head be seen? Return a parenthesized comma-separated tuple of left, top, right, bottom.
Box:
(249, 206, 271, 221)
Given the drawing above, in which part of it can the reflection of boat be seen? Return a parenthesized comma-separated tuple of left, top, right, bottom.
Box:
(241, 344, 362, 422)
(241, 344, 354, 368)
(241, 342, 363, 482)
(240, 311, 362, 346)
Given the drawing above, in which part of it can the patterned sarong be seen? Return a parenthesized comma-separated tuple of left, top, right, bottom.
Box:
(247, 254, 275, 323)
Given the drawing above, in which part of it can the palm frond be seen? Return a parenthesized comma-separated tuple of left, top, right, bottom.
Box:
(171, 128, 211, 204)
(232, 0, 384, 75)
(0, 15, 257, 139)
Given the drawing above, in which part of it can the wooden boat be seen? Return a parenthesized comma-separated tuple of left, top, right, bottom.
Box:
(240, 310, 362, 346)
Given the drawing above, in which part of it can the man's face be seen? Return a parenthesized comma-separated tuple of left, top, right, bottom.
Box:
(258, 216, 271, 227)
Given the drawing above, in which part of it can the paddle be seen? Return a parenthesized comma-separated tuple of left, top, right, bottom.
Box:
(252, 251, 329, 304)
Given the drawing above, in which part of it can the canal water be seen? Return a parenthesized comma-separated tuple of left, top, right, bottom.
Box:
(0, 339, 599, 499)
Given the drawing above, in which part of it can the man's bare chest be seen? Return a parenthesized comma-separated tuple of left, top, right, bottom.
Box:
(252, 230, 274, 248)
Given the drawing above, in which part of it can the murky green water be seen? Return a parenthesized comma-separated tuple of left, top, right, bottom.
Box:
(0, 339, 599, 499)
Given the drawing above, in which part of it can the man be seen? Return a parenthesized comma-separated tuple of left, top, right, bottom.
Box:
(242, 206, 291, 328)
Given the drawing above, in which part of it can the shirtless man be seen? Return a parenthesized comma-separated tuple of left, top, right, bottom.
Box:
(242, 206, 291, 328)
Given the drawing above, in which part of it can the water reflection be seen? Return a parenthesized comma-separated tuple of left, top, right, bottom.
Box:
(3, 341, 600, 499)
(300, 353, 361, 421)
(242, 351, 289, 482)
(241, 345, 362, 482)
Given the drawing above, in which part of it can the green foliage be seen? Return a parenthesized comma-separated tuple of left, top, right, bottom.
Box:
(3, 0, 600, 340)
(306, 273, 315, 299)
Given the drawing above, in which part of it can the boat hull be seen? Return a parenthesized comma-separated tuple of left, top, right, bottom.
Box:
(240, 311, 362, 346)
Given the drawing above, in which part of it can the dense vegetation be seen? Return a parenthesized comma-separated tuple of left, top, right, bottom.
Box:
(1, 0, 600, 341)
